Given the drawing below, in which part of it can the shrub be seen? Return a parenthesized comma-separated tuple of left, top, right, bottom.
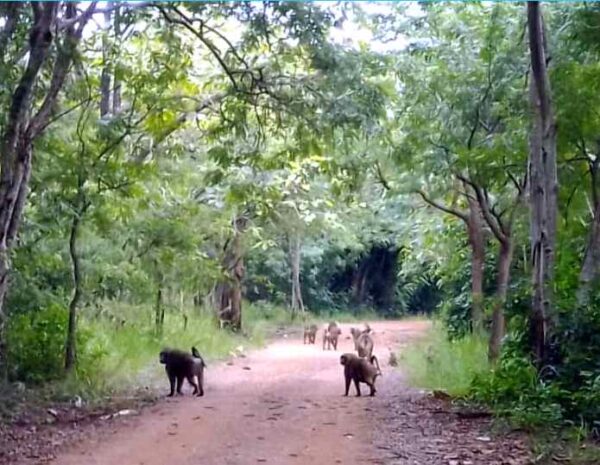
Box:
(6, 303, 101, 384)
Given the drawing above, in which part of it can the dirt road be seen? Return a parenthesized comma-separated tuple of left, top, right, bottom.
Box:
(50, 321, 425, 465)
(50, 320, 531, 465)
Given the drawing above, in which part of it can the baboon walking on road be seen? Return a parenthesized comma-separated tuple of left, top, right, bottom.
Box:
(304, 324, 318, 344)
(323, 321, 341, 350)
(340, 353, 381, 397)
(159, 346, 206, 397)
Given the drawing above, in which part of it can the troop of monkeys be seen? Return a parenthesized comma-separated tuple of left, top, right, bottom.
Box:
(158, 322, 381, 399)
(304, 321, 382, 397)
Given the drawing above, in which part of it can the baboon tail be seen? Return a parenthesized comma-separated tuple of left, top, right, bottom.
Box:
(371, 355, 382, 376)
(191, 346, 206, 366)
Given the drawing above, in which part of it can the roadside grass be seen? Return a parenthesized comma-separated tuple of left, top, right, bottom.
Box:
(399, 322, 489, 396)
(529, 429, 600, 465)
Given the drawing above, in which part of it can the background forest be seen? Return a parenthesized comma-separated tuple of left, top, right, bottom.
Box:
(1, 0, 600, 440)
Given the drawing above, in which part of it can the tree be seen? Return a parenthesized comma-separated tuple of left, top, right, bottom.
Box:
(527, 1, 558, 365)
(0, 2, 98, 378)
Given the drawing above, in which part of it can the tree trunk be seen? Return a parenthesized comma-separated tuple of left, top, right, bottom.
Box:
(112, 2, 122, 114)
(289, 234, 304, 319)
(417, 188, 486, 332)
(488, 239, 514, 362)
(0, 3, 59, 379)
(155, 280, 164, 333)
(351, 259, 370, 305)
(527, 1, 558, 365)
(214, 215, 247, 331)
(577, 199, 600, 305)
(466, 193, 485, 332)
(65, 210, 83, 372)
(100, 9, 112, 117)
(0, 2, 95, 379)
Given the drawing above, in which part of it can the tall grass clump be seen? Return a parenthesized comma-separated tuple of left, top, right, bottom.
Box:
(400, 323, 489, 396)
(71, 301, 292, 396)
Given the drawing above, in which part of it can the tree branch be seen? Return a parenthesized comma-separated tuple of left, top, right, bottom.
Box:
(416, 189, 469, 223)
(374, 161, 391, 191)
(157, 5, 239, 91)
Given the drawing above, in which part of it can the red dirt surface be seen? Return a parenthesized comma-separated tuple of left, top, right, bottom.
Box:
(5, 320, 532, 465)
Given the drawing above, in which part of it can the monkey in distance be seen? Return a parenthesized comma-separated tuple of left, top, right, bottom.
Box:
(340, 353, 381, 397)
(323, 321, 341, 350)
(356, 332, 374, 359)
(159, 346, 206, 397)
(350, 326, 374, 359)
(303, 324, 318, 344)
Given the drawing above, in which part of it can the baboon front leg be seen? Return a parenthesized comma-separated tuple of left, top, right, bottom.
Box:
(354, 379, 361, 397)
(167, 373, 176, 397)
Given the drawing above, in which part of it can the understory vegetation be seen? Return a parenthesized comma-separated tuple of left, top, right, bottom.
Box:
(1, 1, 600, 447)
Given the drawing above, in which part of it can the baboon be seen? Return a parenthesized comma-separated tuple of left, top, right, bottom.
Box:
(350, 327, 362, 345)
(340, 353, 381, 397)
(159, 346, 206, 397)
(191, 346, 207, 396)
(323, 321, 341, 350)
(356, 332, 374, 359)
(304, 324, 318, 344)
(350, 326, 374, 358)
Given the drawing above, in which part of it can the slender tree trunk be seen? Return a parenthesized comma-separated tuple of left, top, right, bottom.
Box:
(488, 239, 514, 362)
(155, 280, 163, 333)
(289, 234, 304, 319)
(527, 1, 558, 365)
(577, 199, 600, 305)
(214, 215, 247, 331)
(112, 2, 122, 114)
(99, 8, 112, 117)
(65, 210, 83, 372)
(417, 188, 486, 332)
(466, 193, 485, 332)
(0, 4, 58, 379)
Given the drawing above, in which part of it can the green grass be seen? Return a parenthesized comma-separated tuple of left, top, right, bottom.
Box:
(400, 323, 489, 396)
(68, 301, 295, 397)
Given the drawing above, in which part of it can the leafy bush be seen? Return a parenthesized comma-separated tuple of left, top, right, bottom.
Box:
(469, 354, 565, 428)
(6, 303, 102, 384)
(467, 302, 600, 431)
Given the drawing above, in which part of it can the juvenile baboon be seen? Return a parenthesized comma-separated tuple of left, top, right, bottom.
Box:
(323, 321, 341, 350)
(350, 326, 374, 358)
(304, 324, 318, 344)
(356, 332, 374, 359)
(350, 327, 362, 345)
(159, 346, 206, 397)
(340, 353, 381, 397)
(191, 346, 207, 396)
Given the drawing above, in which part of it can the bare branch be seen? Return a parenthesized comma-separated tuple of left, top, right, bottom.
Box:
(416, 189, 469, 223)
(374, 161, 391, 191)
(157, 5, 239, 91)
(28, 2, 98, 139)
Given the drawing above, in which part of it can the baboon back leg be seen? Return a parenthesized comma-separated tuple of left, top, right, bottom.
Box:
(187, 375, 199, 395)
(353, 378, 361, 397)
(368, 382, 376, 396)
(198, 372, 204, 396)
